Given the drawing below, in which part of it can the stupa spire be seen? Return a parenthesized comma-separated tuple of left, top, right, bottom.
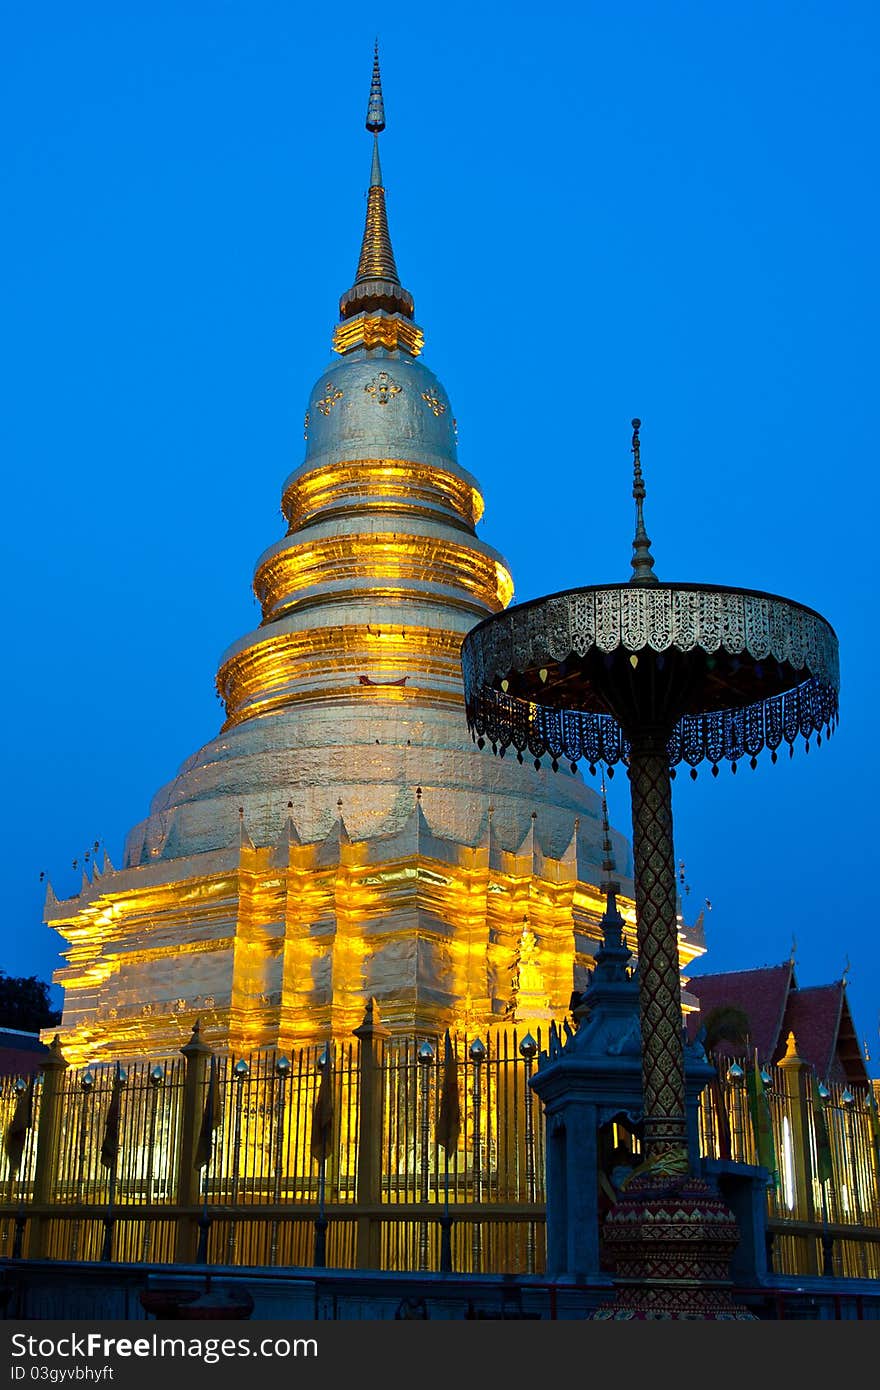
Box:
(366, 39, 385, 133)
(336, 43, 420, 349)
(629, 417, 659, 586)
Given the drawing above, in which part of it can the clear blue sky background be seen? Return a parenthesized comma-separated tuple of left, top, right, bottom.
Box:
(1, 3, 877, 1073)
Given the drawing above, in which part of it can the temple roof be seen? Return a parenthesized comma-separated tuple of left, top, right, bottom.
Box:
(0, 1028, 50, 1075)
(782, 983, 865, 1086)
(686, 961, 793, 1061)
(686, 962, 869, 1087)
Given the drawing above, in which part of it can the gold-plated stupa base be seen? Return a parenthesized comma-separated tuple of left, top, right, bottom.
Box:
(591, 1175, 756, 1320)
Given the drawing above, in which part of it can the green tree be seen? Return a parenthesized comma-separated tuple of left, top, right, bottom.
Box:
(0, 972, 62, 1032)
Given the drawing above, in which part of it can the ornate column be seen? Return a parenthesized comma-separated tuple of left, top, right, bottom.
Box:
(628, 735, 688, 1174)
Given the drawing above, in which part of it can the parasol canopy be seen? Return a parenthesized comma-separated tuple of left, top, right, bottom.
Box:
(463, 579, 838, 777)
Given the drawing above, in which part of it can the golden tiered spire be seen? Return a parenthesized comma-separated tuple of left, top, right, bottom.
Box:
(353, 139, 401, 284)
(354, 44, 398, 282)
(335, 44, 422, 355)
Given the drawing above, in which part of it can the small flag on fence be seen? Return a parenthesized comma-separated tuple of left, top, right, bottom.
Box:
(99, 1064, 123, 1171)
(310, 1052, 334, 1164)
(746, 1050, 779, 1187)
(194, 1055, 222, 1171)
(436, 1030, 461, 1154)
(812, 1078, 834, 1185)
(4, 1077, 34, 1177)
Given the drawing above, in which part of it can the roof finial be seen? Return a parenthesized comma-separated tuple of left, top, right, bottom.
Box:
(366, 40, 386, 133)
(629, 418, 659, 587)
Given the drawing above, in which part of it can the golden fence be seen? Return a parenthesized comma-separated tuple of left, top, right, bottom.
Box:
(699, 1063, 880, 1279)
(1, 1025, 878, 1280)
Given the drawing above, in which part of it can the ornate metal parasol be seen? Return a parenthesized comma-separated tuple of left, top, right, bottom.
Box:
(462, 420, 839, 1180)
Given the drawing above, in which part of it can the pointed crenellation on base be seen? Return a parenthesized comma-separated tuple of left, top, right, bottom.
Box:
(46, 796, 706, 1062)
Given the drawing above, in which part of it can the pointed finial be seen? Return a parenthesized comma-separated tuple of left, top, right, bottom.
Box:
(334, 45, 420, 350)
(790, 934, 797, 965)
(366, 40, 386, 133)
(842, 954, 851, 984)
(354, 995, 389, 1042)
(369, 136, 383, 190)
(592, 769, 628, 965)
(599, 771, 619, 892)
(629, 418, 658, 587)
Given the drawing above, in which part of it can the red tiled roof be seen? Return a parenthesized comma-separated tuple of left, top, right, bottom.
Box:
(686, 965, 870, 1087)
(685, 962, 794, 1062)
(780, 984, 843, 1077)
(0, 1046, 48, 1076)
(0, 1030, 51, 1076)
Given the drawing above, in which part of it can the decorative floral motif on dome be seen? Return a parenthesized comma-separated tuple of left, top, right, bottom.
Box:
(364, 370, 402, 405)
(303, 410, 310, 439)
(316, 384, 343, 416)
(421, 388, 446, 417)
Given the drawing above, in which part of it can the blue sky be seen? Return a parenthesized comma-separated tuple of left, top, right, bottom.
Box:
(1, 2, 877, 1072)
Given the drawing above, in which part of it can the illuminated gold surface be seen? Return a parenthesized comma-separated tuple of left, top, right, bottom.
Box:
(332, 312, 424, 357)
(47, 799, 706, 1067)
(354, 184, 399, 283)
(253, 532, 512, 618)
(217, 624, 467, 723)
(281, 460, 483, 529)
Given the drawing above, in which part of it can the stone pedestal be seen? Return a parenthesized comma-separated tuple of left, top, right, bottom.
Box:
(591, 1174, 755, 1319)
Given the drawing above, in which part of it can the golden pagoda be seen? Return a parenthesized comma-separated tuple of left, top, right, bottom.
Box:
(45, 51, 705, 1065)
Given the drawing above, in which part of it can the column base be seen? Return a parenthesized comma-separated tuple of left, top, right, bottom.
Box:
(591, 1174, 756, 1320)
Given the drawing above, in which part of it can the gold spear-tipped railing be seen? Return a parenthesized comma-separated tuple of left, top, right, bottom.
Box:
(0, 1026, 877, 1278)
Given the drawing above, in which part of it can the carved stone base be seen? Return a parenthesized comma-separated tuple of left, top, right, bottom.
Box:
(591, 1175, 756, 1319)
